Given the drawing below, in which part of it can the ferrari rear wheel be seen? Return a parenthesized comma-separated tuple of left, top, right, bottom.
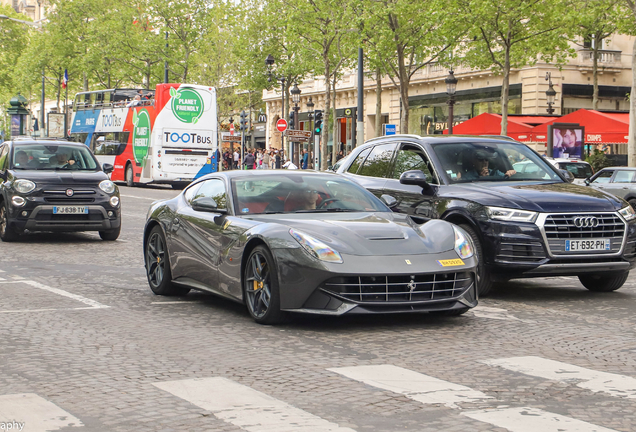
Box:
(145, 226, 190, 296)
(243, 245, 286, 324)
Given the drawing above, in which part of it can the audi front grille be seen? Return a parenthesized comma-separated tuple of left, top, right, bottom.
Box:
(542, 213, 625, 255)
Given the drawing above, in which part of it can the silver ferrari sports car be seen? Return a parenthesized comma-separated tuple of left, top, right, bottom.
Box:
(143, 171, 478, 324)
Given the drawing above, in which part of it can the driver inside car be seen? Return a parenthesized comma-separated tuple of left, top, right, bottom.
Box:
(459, 149, 515, 180)
(285, 188, 321, 211)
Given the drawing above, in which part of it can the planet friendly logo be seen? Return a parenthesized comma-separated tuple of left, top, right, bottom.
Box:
(170, 87, 204, 124)
(132, 109, 151, 163)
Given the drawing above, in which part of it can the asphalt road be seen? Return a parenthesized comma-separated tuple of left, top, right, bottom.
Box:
(1, 184, 636, 432)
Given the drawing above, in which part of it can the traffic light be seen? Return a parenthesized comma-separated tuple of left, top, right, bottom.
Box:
(314, 110, 323, 134)
(288, 111, 295, 130)
(239, 110, 248, 131)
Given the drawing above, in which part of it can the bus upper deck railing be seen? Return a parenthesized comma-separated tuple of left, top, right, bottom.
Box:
(73, 99, 155, 111)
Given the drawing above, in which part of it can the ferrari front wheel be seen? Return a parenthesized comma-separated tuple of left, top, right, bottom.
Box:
(243, 245, 286, 325)
(144, 226, 190, 296)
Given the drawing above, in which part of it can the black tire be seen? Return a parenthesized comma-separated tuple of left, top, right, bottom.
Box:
(629, 199, 636, 211)
(0, 202, 19, 242)
(99, 224, 121, 241)
(578, 271, 629, 292)
(458, 223, 493, 297)
(144, 226, 190, 296)
(243, 245, 286, 324)
(125, 164, 134, 187)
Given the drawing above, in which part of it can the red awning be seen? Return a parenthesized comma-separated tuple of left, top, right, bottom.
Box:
(531, 109, 628, 144)
(443, 113, 535, 141)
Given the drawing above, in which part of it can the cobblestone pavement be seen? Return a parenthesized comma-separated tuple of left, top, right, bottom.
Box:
(1, 185, 636, 431)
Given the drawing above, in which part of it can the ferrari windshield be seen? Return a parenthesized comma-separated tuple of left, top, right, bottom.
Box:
(431, 142, 562, 183)
(11, 144, 99, 171)
(232, 174, 389, 214)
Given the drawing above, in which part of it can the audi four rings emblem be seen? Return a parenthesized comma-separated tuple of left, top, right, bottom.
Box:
(574, 216, 599, 228)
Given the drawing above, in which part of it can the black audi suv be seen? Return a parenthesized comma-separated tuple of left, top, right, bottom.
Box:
(336, 135, 636, 295)
(0, 139, 121, 241)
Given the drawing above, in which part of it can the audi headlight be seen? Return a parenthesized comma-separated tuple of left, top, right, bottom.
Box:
(619, 205, 636, 222)
(289, 228, 343, 263)
(14, 179, 35, 194)
(99, 180, 116, 194)
(453, 226, 474, 259)
(486, 206, 538, 223)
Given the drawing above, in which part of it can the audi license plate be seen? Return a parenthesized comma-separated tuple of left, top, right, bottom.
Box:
(53, 206, 88, 214)
(565, 239, 610, 252)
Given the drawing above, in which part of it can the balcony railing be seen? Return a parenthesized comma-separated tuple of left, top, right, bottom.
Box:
(577, 49, 622, 68)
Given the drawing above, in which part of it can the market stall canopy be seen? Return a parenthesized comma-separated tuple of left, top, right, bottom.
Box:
(531, 109, 628, 144)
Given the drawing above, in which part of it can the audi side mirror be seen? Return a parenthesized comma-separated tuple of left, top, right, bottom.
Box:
(399, 170, 432, 193)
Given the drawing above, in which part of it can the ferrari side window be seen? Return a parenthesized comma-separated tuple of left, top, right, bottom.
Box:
(184, 183, 202, 204)
(195, 179, 228, 210)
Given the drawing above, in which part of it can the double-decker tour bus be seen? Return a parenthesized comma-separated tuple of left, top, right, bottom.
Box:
(69, 83, 218, 188)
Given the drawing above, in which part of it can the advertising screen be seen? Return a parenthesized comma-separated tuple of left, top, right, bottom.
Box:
(551, 126, 584, 159)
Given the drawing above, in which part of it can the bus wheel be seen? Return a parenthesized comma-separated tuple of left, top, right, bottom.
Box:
(125, 164, 134, 187)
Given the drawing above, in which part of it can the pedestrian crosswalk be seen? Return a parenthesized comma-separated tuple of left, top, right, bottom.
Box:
(4, 356, 635, 431)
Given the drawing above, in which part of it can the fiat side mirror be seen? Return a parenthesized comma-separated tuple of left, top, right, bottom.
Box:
(102, 163, 114, 174)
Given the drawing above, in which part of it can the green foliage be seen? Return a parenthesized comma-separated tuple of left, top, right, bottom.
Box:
(585, 149, 611, 172)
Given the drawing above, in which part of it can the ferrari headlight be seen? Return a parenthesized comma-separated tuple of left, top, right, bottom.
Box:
(99, 180, 116, 194)
(486, 206, 538, 223)
(453, 226, 474, 259)
(14, 179, 35, 194)
(619, 205, 636, 222)
(289, 228, 343, 263)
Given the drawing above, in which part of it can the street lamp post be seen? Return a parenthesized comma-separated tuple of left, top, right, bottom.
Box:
(265, 55, 286, 154)
(546, 72, 556, 115)
(445, 70, 458, 135)
(306, 97, 314, 169)
(291, 84, 301, 167)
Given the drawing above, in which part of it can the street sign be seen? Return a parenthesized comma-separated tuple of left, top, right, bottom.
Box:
(221, 132, 241, 142)
(276, 119, 288, 132)
(229, 122, 235, 136)
(285, 130, 312, 142)
(383, 124, 396, 136)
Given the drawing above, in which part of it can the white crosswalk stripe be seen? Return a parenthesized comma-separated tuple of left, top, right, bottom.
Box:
(462, 407, 617, 432)
(153, 377, 356, 432)
(330, 364, 618, 432)
(328, 364, 491, 408)
(0, 393, 83, 431)
(482, 356, 636, 400)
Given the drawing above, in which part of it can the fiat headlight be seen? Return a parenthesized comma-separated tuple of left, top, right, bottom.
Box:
(14, 179, 35, 194)
(99, 180, 116, 194)
(486, 206, 538, 223)
(619, 205, 636, 222)
(453, 226, 474, 259)
(289, 228, 343, 263)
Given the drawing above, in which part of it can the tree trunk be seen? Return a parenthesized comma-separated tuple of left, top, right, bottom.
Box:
(629, 37, 636, 167)
(375, 67, 382, 137)
(321, 59, 331, 171)
(83, 72, 88, 92)
(592, 35, 600, 111)
(500, 47, 511, 136)
(331, 76, 339, 166)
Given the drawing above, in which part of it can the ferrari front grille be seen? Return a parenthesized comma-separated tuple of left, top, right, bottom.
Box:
(321, 272, 473, 303)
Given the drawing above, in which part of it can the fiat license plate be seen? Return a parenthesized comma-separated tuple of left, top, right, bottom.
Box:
(53, 206, 88, 214)
(565, 239, 610, 252)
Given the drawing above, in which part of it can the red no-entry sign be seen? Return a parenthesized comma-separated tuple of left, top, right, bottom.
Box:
(276, 119, 288, 132)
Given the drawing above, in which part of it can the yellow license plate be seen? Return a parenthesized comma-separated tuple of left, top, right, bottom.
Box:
(438, 259, 465, 267)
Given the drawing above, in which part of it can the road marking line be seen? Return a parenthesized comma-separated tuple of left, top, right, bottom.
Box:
(469, 306, 535, 323)
(151, 301, 198, 305)
(482, 356, 636, 400)
(0, 269, 5, 272)
(0, 307, 101, 314)
(0, 393, 83, 431)
(121, 212, 146, 219)
(0, 277, 5, 281)
(328, 365, 491, 408)
(462, 407, 617, 432)
(0, 280, 109, 311)
(120, 194, 161, 201)
(154, 377, 356, 432)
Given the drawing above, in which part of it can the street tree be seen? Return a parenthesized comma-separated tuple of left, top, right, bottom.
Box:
(460, 0, 571, 135)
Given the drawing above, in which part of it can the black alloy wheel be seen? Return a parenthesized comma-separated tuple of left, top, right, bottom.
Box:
(145, 226, 190, 296)
(125, 164, 134, 187)
(243, 245, 285, 324)
(0, 202, 18, 242)
(458, 223, 493, 297)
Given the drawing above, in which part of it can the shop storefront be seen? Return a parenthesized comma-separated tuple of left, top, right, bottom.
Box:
(408, 84, 522, 135)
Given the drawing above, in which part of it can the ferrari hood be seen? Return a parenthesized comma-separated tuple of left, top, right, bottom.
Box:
(252, 212, 457, 256)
